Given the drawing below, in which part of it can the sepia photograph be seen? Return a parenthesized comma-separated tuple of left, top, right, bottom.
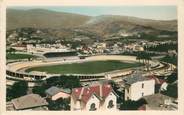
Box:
(5, 5, 178, 111)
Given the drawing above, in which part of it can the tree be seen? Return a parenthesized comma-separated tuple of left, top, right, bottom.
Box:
(161, 55, 177, 66)
(161, 83, 178, 98)
(60, 76, 81, 89)
(120, 100, 138, 110)
(46, 76, 81, 89)
(166, 72, 177, 84)
(32, 85, 46, 97)
(7, 48, 16, 54)
(137, 52, 152, 71)
(136, 52, 141, 63)
(136, 51, 147, 64)
(6, 87, 13, 101)
(47, 98, 70, 110)
(119, 98, 147, 110)
(108, 80, 119, 92)
(9, 81, 28, 99)
(144, 53, 152, 71)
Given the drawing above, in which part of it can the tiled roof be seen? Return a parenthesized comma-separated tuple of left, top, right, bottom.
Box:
(12, 94, 48, 110)
(123, 75, 150, 85)
(45, 86, 61, 96)
(45, 86, 71, 96)
(60, 88, 71, 94)
(72, 84, 115, 104)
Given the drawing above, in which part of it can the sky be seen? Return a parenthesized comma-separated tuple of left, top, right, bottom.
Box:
(9, 6, 177, 20)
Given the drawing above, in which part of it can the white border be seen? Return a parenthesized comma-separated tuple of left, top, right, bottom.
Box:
(0, 0, 184, 115)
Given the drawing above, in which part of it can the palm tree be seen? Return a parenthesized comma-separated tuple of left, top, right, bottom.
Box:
(136, 53, 141, 63)
(136, 52, 144, 64)
(144, 53, 152, 71)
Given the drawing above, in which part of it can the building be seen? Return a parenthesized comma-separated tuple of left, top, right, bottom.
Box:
(96, 43, 106, 49)
(7, 94, 48, 111)
(45, 86, 71, 101)
(70, 84, 118, 111)
(134, 45, 144, 51)
(123, 75, 155, 101)
(168, 50, 177, 56)
(11, 44, 27, 51)
(147, 75, 166, 93)
(143, 93, 178, 110)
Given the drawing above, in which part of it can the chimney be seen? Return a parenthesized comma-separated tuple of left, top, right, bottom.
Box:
(100, 85, 103, 97)
(79, 87, 85, 100)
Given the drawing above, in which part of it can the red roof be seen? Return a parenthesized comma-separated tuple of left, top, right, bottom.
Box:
(72, 84, 113, 104)
(12, 44, 27, 47)
(138, 105, 146, 110)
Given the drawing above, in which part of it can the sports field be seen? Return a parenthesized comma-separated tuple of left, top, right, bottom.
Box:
(26, 60, 143, 74)
(6, 53, 37, 60)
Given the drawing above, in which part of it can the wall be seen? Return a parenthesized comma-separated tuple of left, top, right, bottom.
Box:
(101, 92, 117, 110)
(85, 94, 100, 111)
(125, 79, 155, 101)
(51, 92, 70, 101)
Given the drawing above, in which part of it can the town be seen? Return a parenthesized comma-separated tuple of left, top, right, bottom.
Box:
(6, 8, 178, 111)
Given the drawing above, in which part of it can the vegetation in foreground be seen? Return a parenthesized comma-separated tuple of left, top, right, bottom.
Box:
(7, 81, 28, 101)
(160, 55, 177, 65)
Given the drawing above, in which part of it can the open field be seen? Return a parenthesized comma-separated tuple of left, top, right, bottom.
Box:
(26, 60, 143, 74)
(6, 53, 37, 60)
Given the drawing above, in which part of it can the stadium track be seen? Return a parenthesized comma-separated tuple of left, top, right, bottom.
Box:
(6, 55, 171, 87)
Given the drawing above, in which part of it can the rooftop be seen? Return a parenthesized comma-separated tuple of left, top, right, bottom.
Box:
(45, 86, 61, 96)
(45, 86, 71, 96)
(143, 93, 177, 110)
(11, 94, 48, 110)
(71, 84, 117, 104)
(29, 71, 47, 76)
(123, 74, 150, 85)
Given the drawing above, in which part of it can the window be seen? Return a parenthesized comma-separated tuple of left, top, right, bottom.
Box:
(142, 83, 144, 88)
(107, 100, 114, 108)
(89, 103, 97, 111)
(127, 88, 129, 93)
(142, 92, 144, 96)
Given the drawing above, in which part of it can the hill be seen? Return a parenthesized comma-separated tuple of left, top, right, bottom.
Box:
(82, 15, 177, 36)
(7, 9, 177, 40)
(7, 9, 91, 30)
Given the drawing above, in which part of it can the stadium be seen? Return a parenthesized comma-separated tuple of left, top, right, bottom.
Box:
(6, 49, 172, 87)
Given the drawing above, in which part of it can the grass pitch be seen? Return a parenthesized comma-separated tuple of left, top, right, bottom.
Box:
(7, 53, 37, 60)
(26, 60, 142, 74)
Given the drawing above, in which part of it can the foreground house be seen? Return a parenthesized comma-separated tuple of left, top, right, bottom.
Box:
(71, 84, 118, 111)
(45, 86, 71, 101)
(123, 75, 155, 101)
(6, 94, 48, 111)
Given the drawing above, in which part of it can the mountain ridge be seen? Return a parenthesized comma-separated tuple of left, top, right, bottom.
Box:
(7, 9, 177, 33)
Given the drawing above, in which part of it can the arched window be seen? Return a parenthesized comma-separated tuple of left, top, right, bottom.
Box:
(107, 100, 114, 108)
(89, 103, 97, 111)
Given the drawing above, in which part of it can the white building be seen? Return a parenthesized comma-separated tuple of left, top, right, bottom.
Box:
(71, 84, 118, 111)
(134, 45, 144, 51)
(26, 44, 71, 54)
(123, 75, 155, 101)
(96, 43, 106, 49)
